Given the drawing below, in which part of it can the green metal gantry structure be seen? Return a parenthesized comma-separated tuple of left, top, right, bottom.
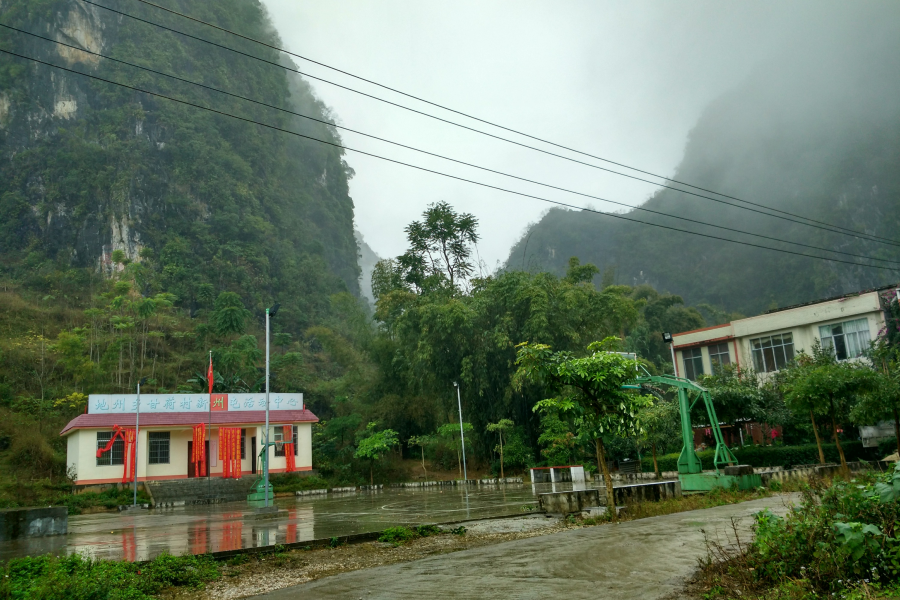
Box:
(630, 372, 761, 492)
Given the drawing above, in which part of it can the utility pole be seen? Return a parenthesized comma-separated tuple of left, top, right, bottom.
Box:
(264, 303, 279, 508)
(264, 307, 270, 508)
(453, 382, 468, 481)
(133, 376, 147, 506)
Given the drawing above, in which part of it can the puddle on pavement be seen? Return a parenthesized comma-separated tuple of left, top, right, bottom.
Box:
(0, 482, 585, 562)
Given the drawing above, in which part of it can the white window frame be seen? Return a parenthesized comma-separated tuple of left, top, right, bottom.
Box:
(708, 342, 731, 374)
(750, 332, 795, 373)
(819, 318, 870, 361)
(96, 431, 124, 466)
(683, 347, 703, 380)
(148, 431, 170, 464)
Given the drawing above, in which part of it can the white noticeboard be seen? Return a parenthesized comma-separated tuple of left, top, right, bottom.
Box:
(87, 393, 304, 414)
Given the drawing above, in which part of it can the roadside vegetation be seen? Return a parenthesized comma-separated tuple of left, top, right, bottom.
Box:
(692, 464, 900, 599)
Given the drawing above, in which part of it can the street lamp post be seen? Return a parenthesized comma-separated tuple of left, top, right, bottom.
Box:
(133, 376, 147, 506)
(663, 332, 676, 376)
(453, 381, 468, 481)
(264, 303, 280, 508)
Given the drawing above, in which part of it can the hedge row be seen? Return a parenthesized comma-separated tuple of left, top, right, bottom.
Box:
(640, 441, 881, 473)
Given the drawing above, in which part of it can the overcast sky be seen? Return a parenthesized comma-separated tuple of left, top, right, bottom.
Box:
(259, 0, 870, 270)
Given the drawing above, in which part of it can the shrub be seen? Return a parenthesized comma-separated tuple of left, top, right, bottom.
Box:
(640, 441, 881, 472)
(0, 552, 220, 599)
(414, 524, 441, 537)
(378, 526, 418, 546)
(743, 464, 900, 593)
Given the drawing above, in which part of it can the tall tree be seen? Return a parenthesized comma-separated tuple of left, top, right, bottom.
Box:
(398, 201, 479, 290)
(516, 337, 652, 520)
(354, 423, 399, 485)
(780, 342, 878, 469)
(852, 338, 900, 457)
(486, 418, 514, 478)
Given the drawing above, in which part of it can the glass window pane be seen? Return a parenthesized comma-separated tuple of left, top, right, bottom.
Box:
(784, 342, 795, 363)
(834, 335, 848, 360)
(763, 347, 776, 372)
(761, 337, 773, 348)
(752, 348, 764, 372)
(774, 345, 788, 370)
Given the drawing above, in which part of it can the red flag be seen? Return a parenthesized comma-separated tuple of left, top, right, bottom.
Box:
(207, 354, 214, 394)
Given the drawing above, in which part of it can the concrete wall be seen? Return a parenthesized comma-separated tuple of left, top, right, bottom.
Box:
(0, 507, 67, 541)
(539, 489, 601, 514)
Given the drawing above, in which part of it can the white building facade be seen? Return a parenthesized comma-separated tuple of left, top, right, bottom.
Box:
(61, 393, 317, 486)
(672, 286, 898, 381)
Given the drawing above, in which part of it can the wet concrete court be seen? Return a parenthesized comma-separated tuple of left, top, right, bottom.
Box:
(0, 482, 569, 562)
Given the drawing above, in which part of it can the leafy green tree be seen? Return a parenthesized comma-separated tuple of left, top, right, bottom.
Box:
(701, 365, 790, 441)
(407, 434, 434, 478)
(852, 338, 900, 457)
(537, 413, 577, 466)
(398, 201, 479, 290)
(486, 418, 514, 478)
(354, 423, 399, 485)
(211, 292, 251, 336)
(517, 337, 652, 519)
(780, 342, 878, 469)
(636, 398, 679, 478)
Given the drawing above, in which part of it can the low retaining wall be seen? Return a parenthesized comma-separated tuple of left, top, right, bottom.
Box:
(539, 489, 601, 514)
(759, 460, 891, 485)
(391, 477, 523, 488)
(0, 507, 68, 541)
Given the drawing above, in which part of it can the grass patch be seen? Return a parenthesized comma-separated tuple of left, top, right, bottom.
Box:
(0, 552, 220, 599)
(377, 524, 448, 546)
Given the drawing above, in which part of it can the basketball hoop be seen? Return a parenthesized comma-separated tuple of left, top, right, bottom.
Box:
(270, 424, 293, 452)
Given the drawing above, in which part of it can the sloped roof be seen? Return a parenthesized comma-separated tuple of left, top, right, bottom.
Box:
(60, 409, 318, 436)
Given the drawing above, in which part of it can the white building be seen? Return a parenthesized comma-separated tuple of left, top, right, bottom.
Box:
(61, 393, 317, 486)
(672, 285, 899, 381)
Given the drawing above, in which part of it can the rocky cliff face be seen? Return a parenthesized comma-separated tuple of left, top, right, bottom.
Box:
(0, 0, 360, 320)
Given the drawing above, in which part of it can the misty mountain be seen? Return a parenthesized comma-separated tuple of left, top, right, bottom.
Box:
(355, 230, 381, 305)
(0, 0, 359, 327)
(505, 16, 900, 316)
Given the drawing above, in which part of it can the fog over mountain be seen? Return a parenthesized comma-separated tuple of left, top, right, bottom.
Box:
(504, 2, 900, 315)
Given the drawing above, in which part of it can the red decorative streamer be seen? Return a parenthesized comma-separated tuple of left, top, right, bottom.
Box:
(218, 428, 242, 479)
(192, 423, 206, 477)
(283, 425, 296, 473)
(96, 424, 136, 483)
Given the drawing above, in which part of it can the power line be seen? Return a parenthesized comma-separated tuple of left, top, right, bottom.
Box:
(3, 47, 897, 274)
(8, 23, 900, 266)
(77, 0, 900, 248)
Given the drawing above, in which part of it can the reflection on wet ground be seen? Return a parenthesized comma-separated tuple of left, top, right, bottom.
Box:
(0, 482, 582, 562)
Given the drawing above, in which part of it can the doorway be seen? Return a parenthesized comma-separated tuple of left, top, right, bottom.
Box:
(251, 437, 257, 474)
(187, 440, 210, 478)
